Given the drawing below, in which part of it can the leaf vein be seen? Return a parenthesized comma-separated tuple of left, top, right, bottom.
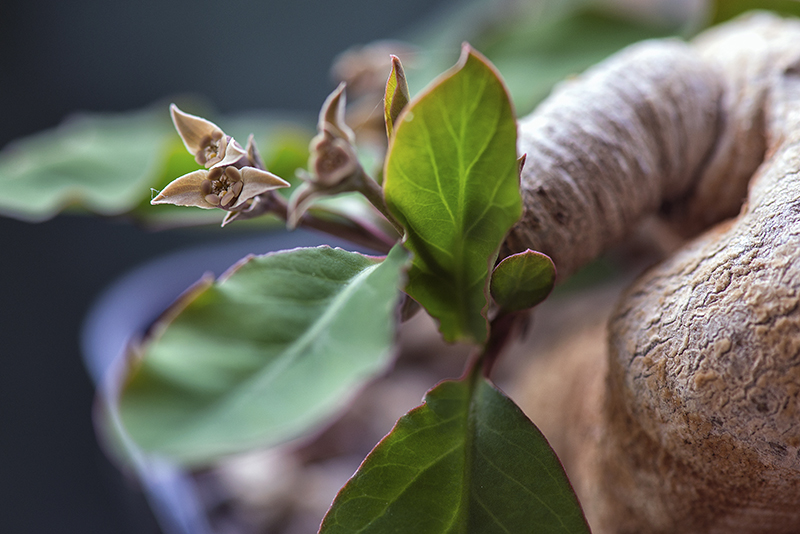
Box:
(478, 448, 574, 532)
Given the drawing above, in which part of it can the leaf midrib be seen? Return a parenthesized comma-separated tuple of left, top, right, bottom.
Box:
(174, 260, 382, 444)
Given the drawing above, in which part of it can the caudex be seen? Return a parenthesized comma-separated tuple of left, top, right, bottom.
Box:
(509, 12, 800, 534)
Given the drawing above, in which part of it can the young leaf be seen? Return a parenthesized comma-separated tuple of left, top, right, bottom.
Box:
(384, 45, 521, 345)
(0, 109, 171, 221)
(118, 245, 408, 465)
(491, 249, 556, 312)
(384, 55, 410, 139)
(319, 370, 590, 534)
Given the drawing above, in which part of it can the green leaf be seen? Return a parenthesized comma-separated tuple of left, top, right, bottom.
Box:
(0, 108, 171, 221)
(385, 55, 410, 139)
(118, 245, 408, 465)
(384, 45, 521, 345)
(319, 369, 590, 534)
(491, 250, 556, 313)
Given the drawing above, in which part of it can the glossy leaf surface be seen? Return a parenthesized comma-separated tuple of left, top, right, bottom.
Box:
(384, 45, 521, 344)
(119, 245, 408, 465)
(319, 371, 590, 534)
(491, 250, 556, 312)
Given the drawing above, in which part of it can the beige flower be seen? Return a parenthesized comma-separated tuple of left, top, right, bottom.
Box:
(153, 105, 290, 211)
(170, 104, 239, 168)
(307, 83, 361, 186)
(152, 160, 289, 211)
(309, 130, 360, 187)
(287, 84, 366, 227)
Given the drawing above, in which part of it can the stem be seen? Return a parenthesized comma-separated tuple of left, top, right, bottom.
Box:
(248, 145, 399, 253)
(354, 171, 406, 237)
(263, 192, 396, 254)
(480, 311, 527, 378)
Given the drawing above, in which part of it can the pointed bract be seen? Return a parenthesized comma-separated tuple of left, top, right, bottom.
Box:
(236, 167, 289, 209)
(517, 153, 527, 177)
(318, 83, 355, 143)
(152, 169, 215, 209)
(170, 104, 229, 167)
(245, 134, 265, 170)
(286, 172, 353, 229)
(304, 84, 363, 190)
(385, 55, 410, 138)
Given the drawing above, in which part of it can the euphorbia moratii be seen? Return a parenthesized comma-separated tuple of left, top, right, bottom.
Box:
(151, 105, 290, 213)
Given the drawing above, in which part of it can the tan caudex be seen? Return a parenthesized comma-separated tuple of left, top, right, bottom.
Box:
(509, 12, 800, 534)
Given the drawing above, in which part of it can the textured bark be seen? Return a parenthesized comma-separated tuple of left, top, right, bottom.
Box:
(512, 12, 800, 534)
(505, 38, 722, 278)
(675, 13, 800, 235)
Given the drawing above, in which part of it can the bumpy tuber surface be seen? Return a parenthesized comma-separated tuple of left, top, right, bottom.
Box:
(505, 37, 723, 278)
(510, 12, 800, 534)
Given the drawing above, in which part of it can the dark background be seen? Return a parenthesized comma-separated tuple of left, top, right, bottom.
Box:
(0, 1, 454, 532)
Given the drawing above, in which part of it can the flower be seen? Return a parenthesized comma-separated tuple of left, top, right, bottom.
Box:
(151, 105, 290, 211)
(287, 84, 366, 227)
(309, 130, 360, 187)
(170, 104, 231, 167)
(152, 162, 288, 211)
(307, 82, 361, 186)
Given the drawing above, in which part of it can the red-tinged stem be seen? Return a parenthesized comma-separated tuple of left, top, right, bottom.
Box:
(263, 192, 397, 254)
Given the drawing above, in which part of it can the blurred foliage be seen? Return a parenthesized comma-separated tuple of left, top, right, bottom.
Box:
(404, 0, 686, 114)
(0, 108, 170, 222)
(711, 0, 800, 24)
(0, 0, 704, 225)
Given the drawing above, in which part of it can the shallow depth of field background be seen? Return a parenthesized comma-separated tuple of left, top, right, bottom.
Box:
(0, 1, 454, 531)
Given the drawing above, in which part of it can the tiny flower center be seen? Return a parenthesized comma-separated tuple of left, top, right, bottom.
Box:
(196, 131, 227, 167)
(201, 166, 244, 209)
